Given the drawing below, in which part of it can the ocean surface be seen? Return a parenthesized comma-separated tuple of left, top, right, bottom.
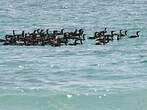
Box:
(0, 0, 147, 110)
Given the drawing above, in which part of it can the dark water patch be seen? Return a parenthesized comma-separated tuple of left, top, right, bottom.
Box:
(140, 60, 147, 64)
(0, 81, 16, 86)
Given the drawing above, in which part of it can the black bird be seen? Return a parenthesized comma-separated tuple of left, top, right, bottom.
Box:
(97, 27, 107, 36)
(129, 31, 140, 38)
(120, 30, 127, 37)
(101, 27, 107, 34)
(88, 28, 107, 39)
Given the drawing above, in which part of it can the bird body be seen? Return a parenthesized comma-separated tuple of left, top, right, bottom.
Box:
(129, 31, 140, 38)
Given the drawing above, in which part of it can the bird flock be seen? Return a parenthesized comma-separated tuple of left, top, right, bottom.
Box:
(0, 28, 140, 47)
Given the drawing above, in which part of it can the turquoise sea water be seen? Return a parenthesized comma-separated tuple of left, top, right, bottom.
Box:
(0, 0, 147, 110)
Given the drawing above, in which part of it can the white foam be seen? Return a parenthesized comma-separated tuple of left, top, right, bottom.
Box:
(106, 89, 110, 92)
(66, 94, 72, 98)
(18, 65, 24, 69)
(98, 96, 102, 99)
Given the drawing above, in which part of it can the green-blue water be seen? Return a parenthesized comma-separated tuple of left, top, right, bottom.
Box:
(0, 0, 147, 110)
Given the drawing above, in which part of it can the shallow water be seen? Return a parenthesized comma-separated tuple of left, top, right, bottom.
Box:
(0, 0, 147, 110)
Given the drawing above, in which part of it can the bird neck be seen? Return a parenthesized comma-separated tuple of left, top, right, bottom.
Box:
(125, 31, 127, 35)
(136, 32, 139, 36)
(120, 30, 122, 35)
(104, 28, 107, 33)
(111, 31, 114, 36)
(13, 30, 15, 36)
(61, 29, 64, 34)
